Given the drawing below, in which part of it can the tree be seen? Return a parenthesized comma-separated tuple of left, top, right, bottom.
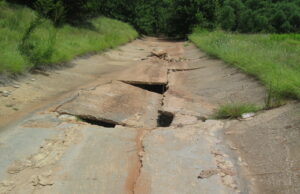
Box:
(271, 10, 287, 33)
(220, 5, 236, 31)
(289, 13, 300, 32)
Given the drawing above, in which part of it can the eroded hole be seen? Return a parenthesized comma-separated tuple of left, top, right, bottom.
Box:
(157, 111, 174, 127)
(125, 82, 168, 94)
(79, 117, 116, 128)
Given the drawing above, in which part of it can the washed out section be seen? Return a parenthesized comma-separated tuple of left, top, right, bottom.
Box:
(157, 111, 174, 127)
(56, 81, 162, 129)
(125, 83, 168, 94)
(79, 117, 117, 128)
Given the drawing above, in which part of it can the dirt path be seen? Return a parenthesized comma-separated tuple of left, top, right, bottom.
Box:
(0, 38, 299, 194)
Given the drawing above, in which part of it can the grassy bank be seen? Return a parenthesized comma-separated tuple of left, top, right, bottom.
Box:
(189, 30, 300, 100)
(0, 1, 138, 74)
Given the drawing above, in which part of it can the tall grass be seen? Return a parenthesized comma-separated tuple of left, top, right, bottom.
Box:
(0, 2, 138, 73)
(189, 30, 300, 100)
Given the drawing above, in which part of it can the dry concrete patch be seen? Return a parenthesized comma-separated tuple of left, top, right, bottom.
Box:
(224, 103, 300, 194)
(56, 81, 163, 129)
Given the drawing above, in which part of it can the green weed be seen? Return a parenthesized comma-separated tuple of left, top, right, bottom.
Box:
(213, 104, 260, 119)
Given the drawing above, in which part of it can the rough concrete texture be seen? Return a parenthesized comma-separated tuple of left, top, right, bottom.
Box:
(162, 71, 215, 117)
(135, 121, 237, 194)
(0, 114, 62, 180)
(182, 44, 266, 107)
(0, 37, 299, 194)
(57, 81, 162, 128)
(118, 62, 168, 85)
(225, 102, 300, 194)
(45, 126, 139, 194)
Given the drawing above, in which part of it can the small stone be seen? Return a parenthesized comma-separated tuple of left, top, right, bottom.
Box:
(1, 90, 10, 97)
(198, 169, 218, 179)
(58, 114, 78, 121)
(150, 49, 168, 58)
(241, 112, 255, 119)
(13, 85, 20, 88)
(32, 171, 54, 186)
(238, 157, 242, 162)
(31, 78, 36, 81)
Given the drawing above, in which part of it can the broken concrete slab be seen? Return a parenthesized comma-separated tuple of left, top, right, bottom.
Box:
(134, 122, 237, 194)
(162, 71, 215, 117)
(57, 81, 162, 128)
(165, 61, 190, 70)
(118, 62, 168, 85)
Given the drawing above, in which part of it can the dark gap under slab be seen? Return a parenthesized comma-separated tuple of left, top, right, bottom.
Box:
(157, 111, 174, 127)
(169, 67, 204, 72)
(79, 116, 116, 128)
(122, 81, 168, 94)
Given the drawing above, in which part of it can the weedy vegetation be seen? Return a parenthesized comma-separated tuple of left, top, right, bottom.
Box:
(189, 30, 300, 103)
(213, 103, 260, 119)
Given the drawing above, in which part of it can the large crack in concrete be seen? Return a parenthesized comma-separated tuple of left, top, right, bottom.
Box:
(54, 47, 216, 193)
(126, 129, 147, 194)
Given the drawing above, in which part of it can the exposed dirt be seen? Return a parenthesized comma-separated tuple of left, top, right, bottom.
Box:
(0, 37, 299, 194)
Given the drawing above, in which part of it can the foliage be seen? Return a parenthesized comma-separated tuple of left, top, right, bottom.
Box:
(0, 1, 138, 73)
(189, 30, 300, 100)
(219, 0, 300, 33)
(8, 0, 300, 35)
(166, 0, 219, 36)
(213, 103, 260, 119)
(18, 17, 57, 68)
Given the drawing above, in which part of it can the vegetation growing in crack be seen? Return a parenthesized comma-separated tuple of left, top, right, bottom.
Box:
(213, 103, 260, 119)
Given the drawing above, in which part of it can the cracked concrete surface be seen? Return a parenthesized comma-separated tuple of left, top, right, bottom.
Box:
(0, 37, 299, 194)
(56, 81, 163, 129)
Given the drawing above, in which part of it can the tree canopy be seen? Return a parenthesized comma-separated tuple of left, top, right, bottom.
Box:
(8, 0, 300, 35)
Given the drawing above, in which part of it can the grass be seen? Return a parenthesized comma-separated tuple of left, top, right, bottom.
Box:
(189, 30, 300, 101)
(213, 104, 260, 119)
(0, 1, 138, 74)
